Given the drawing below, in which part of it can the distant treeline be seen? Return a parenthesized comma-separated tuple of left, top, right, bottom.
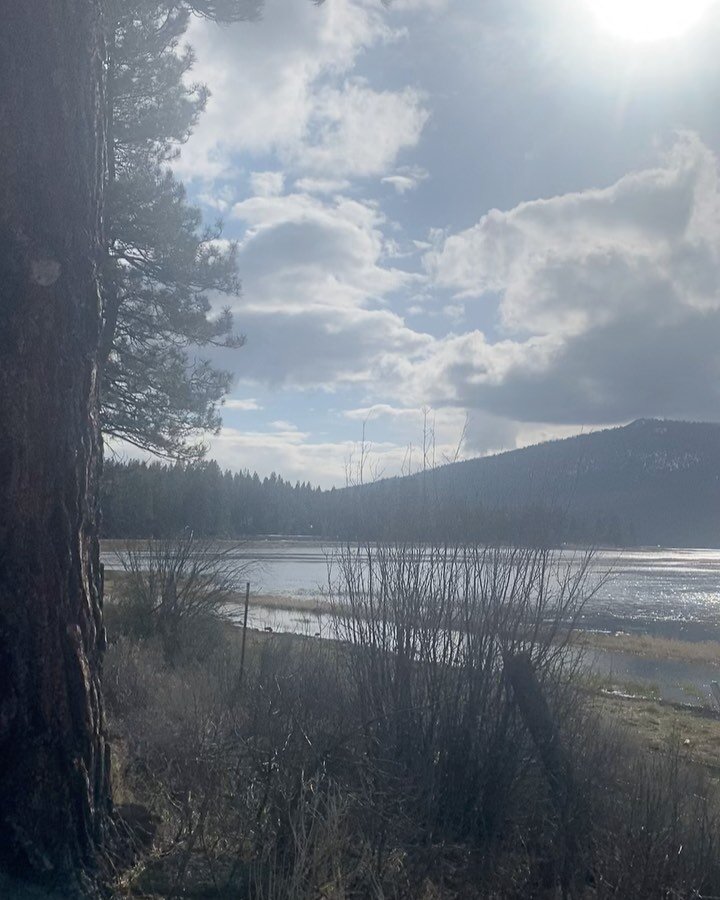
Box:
(101, 459, 324, 538)
(100, 458, 628, 545)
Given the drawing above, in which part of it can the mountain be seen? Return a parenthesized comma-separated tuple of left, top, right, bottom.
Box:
(101, 419, 720, 547)
(339, 419, 720, 547)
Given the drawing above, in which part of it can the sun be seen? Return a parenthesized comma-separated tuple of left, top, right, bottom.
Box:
(586, 0, 716, 41)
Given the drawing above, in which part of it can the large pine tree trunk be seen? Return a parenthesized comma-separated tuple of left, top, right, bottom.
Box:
(0, 0, 111, 888)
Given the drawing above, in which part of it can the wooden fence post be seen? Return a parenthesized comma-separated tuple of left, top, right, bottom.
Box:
(504, 651, 578, 898)
(238, 582, 251, 687)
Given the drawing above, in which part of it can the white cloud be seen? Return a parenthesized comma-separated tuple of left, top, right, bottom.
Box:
(342, 404, 471, 469)
(381, 165, 429, 194)
(420, 134, 720, 425)
(344, 404, 426, 422)
(292, 80, 429, 178)
(382, 175, 418, 194)
(390, 0, 452, 10)
(176, 1, 427, 183)
(215, 187, 433, 392)
(208, 425, 399, 486)
(294, 177, 352, 194)
(443, 302, 465, 322)
(224, 398, 263, 411)
(227, 304, 430, 389)
(462, 411, 596, 456)
(231, 190, 416, 309)
(117, 0, 720, 482)
(209, 401, 470, 486)
(250, 171, 285, 197)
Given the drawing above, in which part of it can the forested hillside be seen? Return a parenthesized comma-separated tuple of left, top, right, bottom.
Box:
(102, 419, 720, 546)
(352, 418, 720, 547)
(101, 459, 323, 537)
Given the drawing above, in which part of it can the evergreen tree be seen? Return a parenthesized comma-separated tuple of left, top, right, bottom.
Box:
(0, 0, 110, 884)
(101, 0, 260, 459)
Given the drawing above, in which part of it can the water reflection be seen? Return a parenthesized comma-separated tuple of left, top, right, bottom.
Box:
(101, 541, 720, 640)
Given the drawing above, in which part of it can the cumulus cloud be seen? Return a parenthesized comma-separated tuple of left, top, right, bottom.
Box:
(116, 0, 720, 485)
(294, 177, 352, 195)
(344, 404, 427, 422)
(177, 0, 428, 182)
(422, 135, 720, 425)
(215, 189, 432, 389)
(224, 397, 263, 411)
(293, 80, 429, 178)
(391, 0, 450, 9)
(232, 191, 415, 308)
(208, 425, 404, 486)
(462, 410, 587, 456)
(227, 305, 429, 388)
(217, 137, 720, 470)
(250, 171, 285, 197)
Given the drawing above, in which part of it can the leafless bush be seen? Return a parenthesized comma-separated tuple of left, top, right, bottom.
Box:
(112, 532, 252, 661)
(326, 544, 597, 840)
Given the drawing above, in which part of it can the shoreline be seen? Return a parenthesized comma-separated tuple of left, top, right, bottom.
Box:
(225, 591, 333, 615)
(108, 571, 720, 670)
(226, 591, 720, 669)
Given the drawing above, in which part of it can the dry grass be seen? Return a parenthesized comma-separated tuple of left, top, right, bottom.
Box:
(594, 692, 720, 777)
(104, 569, 330, 616)
(573, 630, 720, 666)
(225, 592, 330, 614)
(103, 542, 720, 899)
(105, 622, 720, 899)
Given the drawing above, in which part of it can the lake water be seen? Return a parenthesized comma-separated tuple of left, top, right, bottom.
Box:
(101, 540, 720, 705)
(578, 547, 720, 640)
(101, 541, 720, 641)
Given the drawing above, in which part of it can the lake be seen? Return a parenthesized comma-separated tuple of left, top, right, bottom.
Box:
(101, 540, 720, 641)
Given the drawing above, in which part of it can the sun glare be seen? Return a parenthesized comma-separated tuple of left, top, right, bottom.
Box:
(587, 0, 716, 41)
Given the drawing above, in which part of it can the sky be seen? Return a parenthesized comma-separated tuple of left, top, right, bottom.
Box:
(163, 0, 720, 486)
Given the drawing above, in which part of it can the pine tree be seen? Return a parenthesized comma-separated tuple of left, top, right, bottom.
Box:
(0, 0, 110, 887)
(101, 1, 260, 459)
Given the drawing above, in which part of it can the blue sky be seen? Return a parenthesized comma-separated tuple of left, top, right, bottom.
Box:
(161, 0, 720, 485)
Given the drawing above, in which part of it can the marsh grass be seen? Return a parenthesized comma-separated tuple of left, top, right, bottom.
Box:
(573, 630, 720, 667)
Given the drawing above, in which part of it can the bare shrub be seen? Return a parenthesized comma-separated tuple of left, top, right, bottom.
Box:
(112, 532, 252, 661)
(327, 544, 596, 841)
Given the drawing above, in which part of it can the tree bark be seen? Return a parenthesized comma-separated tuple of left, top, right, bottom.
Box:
(0, 0, 110, 890)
